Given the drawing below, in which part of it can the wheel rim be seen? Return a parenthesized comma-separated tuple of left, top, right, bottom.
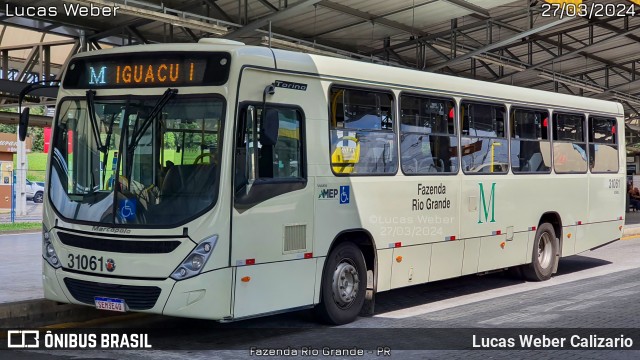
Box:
(35, 193, 42, 202)
(331, 260, 360, 309)
(537, 232, 553, 269)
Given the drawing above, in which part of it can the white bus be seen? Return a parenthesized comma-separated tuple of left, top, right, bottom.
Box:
(32, 39, 624, 325)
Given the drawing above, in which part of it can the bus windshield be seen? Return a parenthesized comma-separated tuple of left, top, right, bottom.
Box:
(49, 94, 224, 226)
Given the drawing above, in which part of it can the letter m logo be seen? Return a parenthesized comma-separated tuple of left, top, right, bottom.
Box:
(478, 182, 496, 224)
(89, 66, 107, 85)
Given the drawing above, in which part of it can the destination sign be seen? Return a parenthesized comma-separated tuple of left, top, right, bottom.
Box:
(63, 52, 231, 89)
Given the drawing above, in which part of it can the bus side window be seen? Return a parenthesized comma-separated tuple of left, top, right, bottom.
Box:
(399, 94, 457, 174)
(460, 101, 508, 174)
(329, 87, 397, 175)
(589, 116, 618, 173)
(235, 104, 305, 191)
(553, 112, 587, 173)
(510, 108, 551, 174)
(264, 108, 304, 179)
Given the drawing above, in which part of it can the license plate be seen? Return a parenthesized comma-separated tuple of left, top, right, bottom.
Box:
(94, 297, 126, 312)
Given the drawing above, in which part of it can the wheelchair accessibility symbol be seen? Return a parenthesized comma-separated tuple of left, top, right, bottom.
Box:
(118, 199, 137, 221)
(339, 186, 350, 204)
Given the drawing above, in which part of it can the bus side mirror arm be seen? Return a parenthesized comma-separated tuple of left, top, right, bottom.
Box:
(17, 80, 61, 142)
(260, 84, 278, 146)
(19, 107, 29, 141)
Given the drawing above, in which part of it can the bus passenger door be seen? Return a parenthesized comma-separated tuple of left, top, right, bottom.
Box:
(231, 99, 315, 318)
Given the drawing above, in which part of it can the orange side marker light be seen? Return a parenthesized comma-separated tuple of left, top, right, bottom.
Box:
(241, 276, 251, 283)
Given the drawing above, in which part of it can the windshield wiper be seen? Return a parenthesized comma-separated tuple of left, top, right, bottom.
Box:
(86, 90, 106, 153)
(87, 90, 113, 192)
(128, 88, 178, 153)
(101, 113, 117, 186)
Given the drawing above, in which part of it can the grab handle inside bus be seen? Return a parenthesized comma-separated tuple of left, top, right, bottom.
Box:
(245, 105, 257, 194)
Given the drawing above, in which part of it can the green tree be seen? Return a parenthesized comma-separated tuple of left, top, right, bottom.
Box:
(0, 124, 15, 133)
(29, 127, 44, 152)
(163, 132, 176, 149)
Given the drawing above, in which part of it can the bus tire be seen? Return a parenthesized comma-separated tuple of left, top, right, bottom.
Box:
(316, 242, 366, 325)
(522, 223, 557, 281)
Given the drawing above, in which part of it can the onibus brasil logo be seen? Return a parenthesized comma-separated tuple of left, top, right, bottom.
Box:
(7, 330, 152, 349)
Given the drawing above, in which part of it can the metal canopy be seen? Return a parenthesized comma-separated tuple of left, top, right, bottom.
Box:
(1, 0, 640, 123)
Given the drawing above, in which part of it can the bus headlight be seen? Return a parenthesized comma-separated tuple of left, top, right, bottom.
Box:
(171, 235, 218, 281)
(42, 225, 61, 269)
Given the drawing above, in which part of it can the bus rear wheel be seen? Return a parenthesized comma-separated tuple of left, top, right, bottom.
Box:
(522, 223, 557, 281)
(316, 242, 366, 325)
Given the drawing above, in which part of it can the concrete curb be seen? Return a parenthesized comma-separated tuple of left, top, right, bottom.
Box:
(0, 299, 123, 328)
(623, 225, 640, 237)
(0, 230, 40, 235)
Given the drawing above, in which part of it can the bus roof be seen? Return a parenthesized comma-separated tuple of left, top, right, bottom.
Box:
(270, 48, 623, 117)
(68, 41, 623, 117)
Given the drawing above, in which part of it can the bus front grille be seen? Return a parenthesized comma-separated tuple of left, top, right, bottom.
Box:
(57, 231, 182, 254)
(64, 278, 161, 310)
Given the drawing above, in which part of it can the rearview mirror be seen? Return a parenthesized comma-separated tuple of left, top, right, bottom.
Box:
(260, 109, 279, 146)
(19, 107, 29, 141)
(102, 104, 122, 116)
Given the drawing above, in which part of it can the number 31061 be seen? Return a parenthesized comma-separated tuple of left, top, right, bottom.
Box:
(67, 254, 106, 271)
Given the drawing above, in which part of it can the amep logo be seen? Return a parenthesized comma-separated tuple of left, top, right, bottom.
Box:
(317, 185, 350, 204)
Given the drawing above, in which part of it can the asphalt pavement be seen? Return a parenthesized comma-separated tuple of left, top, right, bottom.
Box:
(3, 236, 640, 359)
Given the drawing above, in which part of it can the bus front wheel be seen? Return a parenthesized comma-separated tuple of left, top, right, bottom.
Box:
(522, 223, 558, 281)
(316, 242, 366, 325)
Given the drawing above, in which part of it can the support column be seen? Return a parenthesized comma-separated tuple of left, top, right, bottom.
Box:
(16, 128, 27, 216)
(1, 50, 7, 79)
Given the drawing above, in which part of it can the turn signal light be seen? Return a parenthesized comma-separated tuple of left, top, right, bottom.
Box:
(241, 276, 251, 283)
(396, 256, 403, 263)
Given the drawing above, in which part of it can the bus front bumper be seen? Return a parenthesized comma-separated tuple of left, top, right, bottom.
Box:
(43, 260, 233, 320)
